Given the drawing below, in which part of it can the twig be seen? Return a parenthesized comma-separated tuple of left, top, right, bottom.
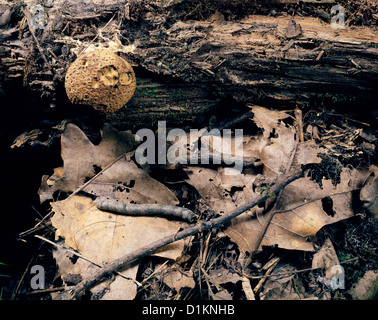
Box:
(241, 276, 255, 300)
(253, 257, 280, 293)
(78, 14, 115, 57)
(68, 152, 129, 198)
(326, 112, 370, 127)
(11, 241, 44, 299)
(243, 135, 300, 267)
(294, 108, 304, 142)
(59, 168, 303, 299)
(245, 257, 359, 281)
(23, 286, 67, 296)
(22, 8, 52, 71)
(34, 235, 101, 267)
(218, 110, 253, 131)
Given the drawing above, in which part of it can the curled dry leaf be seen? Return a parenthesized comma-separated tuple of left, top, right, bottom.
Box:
(228, 167, 368, 252)
(185, 106, 369, 252)
(163, 269, 195, 291)
(249, 105, 297, 175)
(51, 196, 185, 300)
(39, 123, 178, 205)
(312, 238, 340, 279)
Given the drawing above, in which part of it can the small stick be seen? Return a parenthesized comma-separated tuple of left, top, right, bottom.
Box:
(69, 152, 129, 198)
(35, 235, 101, 267)
(243, 135, 300, 267)
(245, 257, 359, 281)
(294, 108, 304, 142)
(241, 276, 255, 300)
(78, 14, 115, 57)
(93, 198, 196, 223)
(22, 8, 52, 71)
(253, 257, 280, 293)
(23, 286, 67, 296)
(60, 168, 303, 299)
(218, 110, 253, 131)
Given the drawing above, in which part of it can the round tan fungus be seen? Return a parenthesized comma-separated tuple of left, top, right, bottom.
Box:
(64, 49, 136, 113)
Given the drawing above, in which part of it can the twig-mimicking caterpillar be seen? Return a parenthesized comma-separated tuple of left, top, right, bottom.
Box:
(93, 198, 196, 223)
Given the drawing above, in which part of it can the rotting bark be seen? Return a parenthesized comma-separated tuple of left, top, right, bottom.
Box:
(1, 0, 378, 130)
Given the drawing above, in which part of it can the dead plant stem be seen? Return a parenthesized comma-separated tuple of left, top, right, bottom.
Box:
(69, 152, 129, 198)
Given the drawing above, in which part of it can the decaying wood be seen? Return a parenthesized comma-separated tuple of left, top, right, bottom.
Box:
(58, 168, 303, 300)
(1, 0, 377, 130)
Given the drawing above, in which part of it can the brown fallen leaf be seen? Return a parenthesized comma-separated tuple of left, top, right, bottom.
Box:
(186, 131, 367, 252)
(249, 105, 297, 175)
(312, 238, 340, 280)
(184, 166, 258, 216)
(163, 269, 195, 291)
(40, 123, 178, 205)
(51, 196, 185, 300)
(259, 263, 320, 300)
(227, 167, 368, 252)
(248, 105, 291, 139)
(208, 267, 243, 287)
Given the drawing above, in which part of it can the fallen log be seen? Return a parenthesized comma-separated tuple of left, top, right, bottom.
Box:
(1, 0, 377, 130)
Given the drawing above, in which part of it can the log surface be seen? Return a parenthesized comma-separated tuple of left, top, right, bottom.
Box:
(1, 0, 377, 129)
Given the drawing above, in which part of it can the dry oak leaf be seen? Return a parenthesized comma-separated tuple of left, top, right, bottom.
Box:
(186, 164, 367, 252)
(184, 166, 258, 216)
(227, 167, 367, 252)
(249, 105, 297, 175)
(52, 122, 137, 191)
(163, 269, 196, 291)
(312, 238, 340, 280)
(40, 123, 178, 205)
(51, 196, 185, 300)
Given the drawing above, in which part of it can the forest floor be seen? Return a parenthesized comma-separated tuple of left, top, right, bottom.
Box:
(0, 0, 377, 301)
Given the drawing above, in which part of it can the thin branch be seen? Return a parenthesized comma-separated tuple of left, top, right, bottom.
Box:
(58, 168, 303, 299)
(246, 257, 359, 281)
(68, 152, 130, 198)
(35, 235, 101, 267)
(77, 14, 115, 57)
(294, 108, 304, 143)
(22, 8, 52, 71)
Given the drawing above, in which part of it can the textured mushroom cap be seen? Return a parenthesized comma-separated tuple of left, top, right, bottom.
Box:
(65, 49, 136, 113)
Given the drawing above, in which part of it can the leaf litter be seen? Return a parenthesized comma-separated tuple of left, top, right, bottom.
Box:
(14, 105, 378, 300)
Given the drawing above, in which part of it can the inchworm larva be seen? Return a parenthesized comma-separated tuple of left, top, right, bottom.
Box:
(93, 198, 196, 223)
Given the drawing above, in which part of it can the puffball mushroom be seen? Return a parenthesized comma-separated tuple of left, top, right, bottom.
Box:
(64, 49, 136, 113)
